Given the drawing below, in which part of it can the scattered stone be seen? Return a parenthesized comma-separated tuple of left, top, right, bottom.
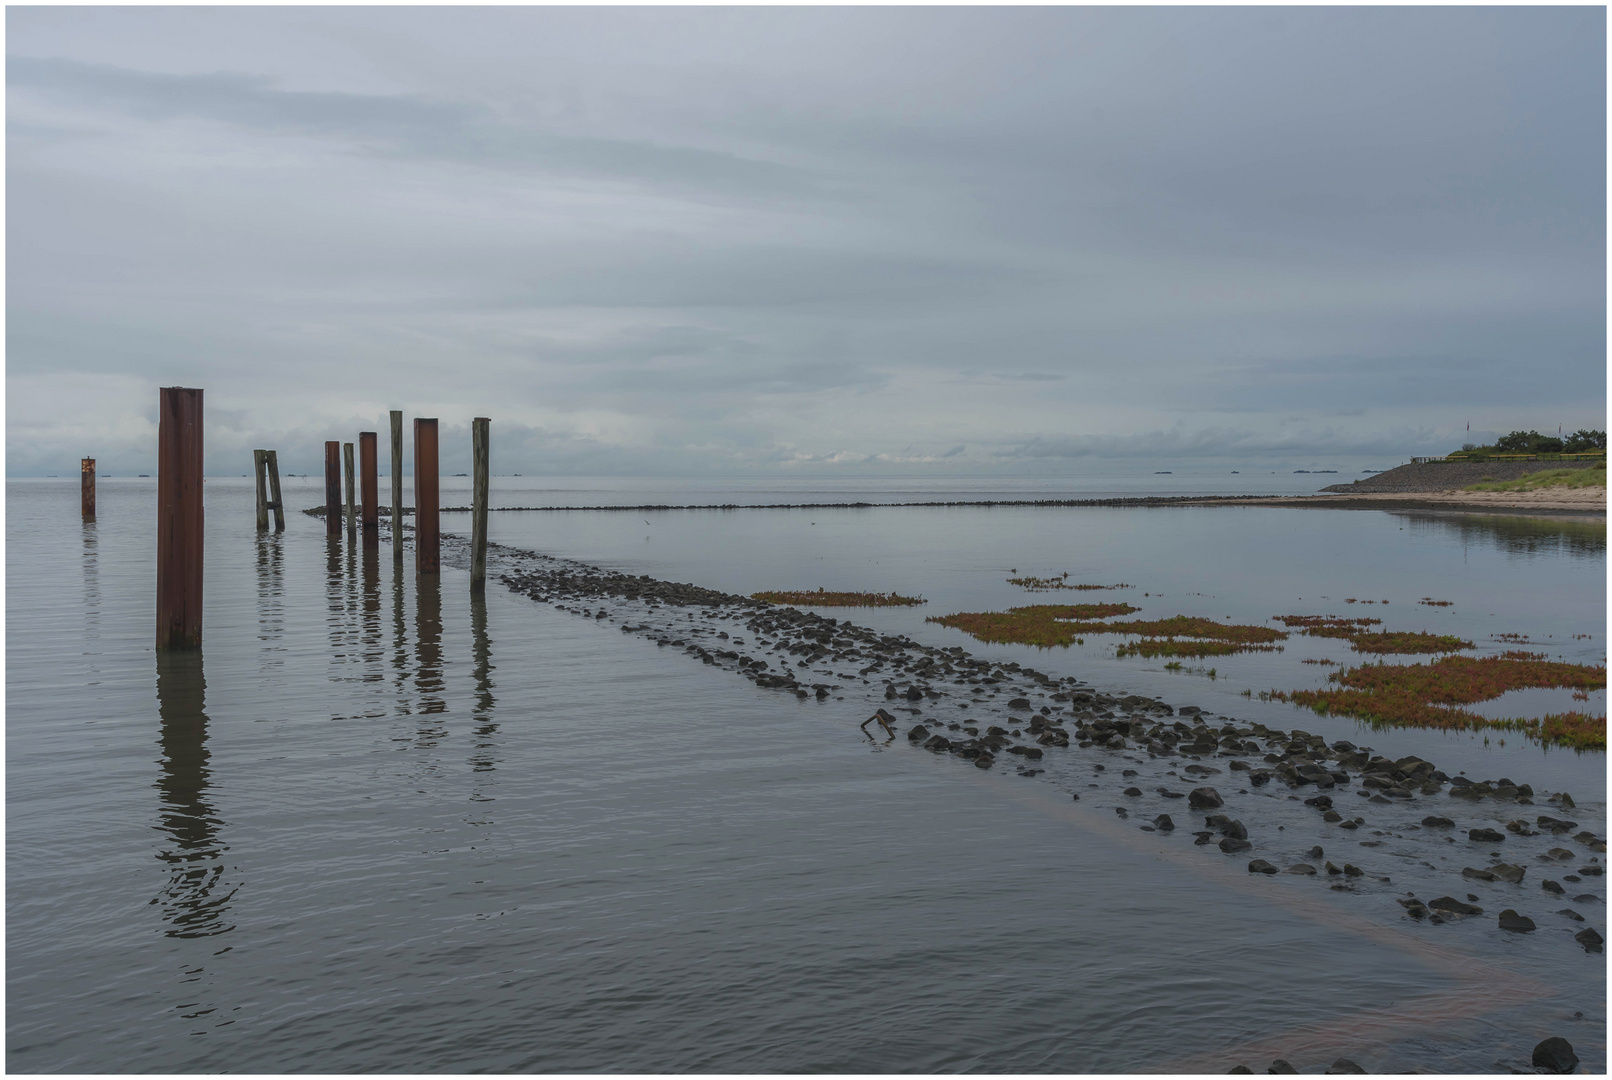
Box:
(1124, 787, 1142, 797)
(1343, 863, 1363, 877)
(1398, 898, 1430, 919)
(1532, 1037, 1578, 1073)
(1497, 908, 1535, 932)
(1574, 927, 1603, 952)
(1306, 846, 1324, 859)
(1229, 1068, 1253, 1075)
(1462, 867, 1498, 882)
(1249, 859, 1278, 875)
(1322, 811, 1342, 823)
(1557, 908, 1584, 921)
(1285, 864, 1318, 876)
(1153, 814, 1175, 831)
(1547, 848, 1576, 861)
(1114, 807, 1128, 819)
(1469, 827, 1505, 843)
(1220, 837, 1253, 854)
(1421, 816, 1454, 828)
(1326, 861, 1343, 875)
(1428, 896, 1482, 915)
(1325, 1058, 1366, 1074)
(1268, 1059, 1297, 1074)
(1188, 787, 1224, 809)
(1543, 880, 1566, 895)
(1491, 863, 1526, 884)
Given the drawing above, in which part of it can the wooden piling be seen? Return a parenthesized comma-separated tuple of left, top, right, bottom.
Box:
(359, 431, 379, 546)
(470, 418, 490, 592)
(253, 450, 269, 531)
(343, 442, 357, 535)
(414, 418, 439, 574)
(265, 450, 285, 532)
(324, 441, 341, 534)
(390, 410, 404, 561)
(156, 387, 204, 649)
(82, 457, 96, 520)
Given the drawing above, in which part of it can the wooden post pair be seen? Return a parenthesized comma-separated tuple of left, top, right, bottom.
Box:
(252, 450, 285, 532)
(402, 414, 489, 589)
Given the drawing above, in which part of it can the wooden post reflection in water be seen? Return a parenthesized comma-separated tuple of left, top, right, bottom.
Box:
(361, 540, 382, 677)
(254, 533, 284, 654)
(324, 441, 342, 535)
(469, 592, 498, 776)
(415, 572, 445, 715)
(154, 651, 236, 938)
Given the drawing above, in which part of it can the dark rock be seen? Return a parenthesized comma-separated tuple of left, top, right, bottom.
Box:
(1306, 846, 1324, 858)
(1573, 894, 1600, 904)
(905, 685, 924, 701)
(922, 735, 952, 752)
(1580, 866, 1604, 876)
(1322, 811, 1343, 823)
(1188, 787, 1224, 809)
(1268, 1059, 1297, 1074)
(1497, 908, 1535, 932)
(1421, 816, 1454, 828)
(1193, 831, 1216, 845)
(1574, 927, 1602, 952)
(1543, 880, 1566, 895)
(1304, 794, 1334, 809)
(1114, 807, 1129, 819)
(973, 754, 994, 769)
(1343, 863, 1363, 877)
(1532, 1037, 1578, 1073)
(907, 725, 931, 742)
(1007, 697, 1032, 710)
(1491, 863, 1526, 884)
(1124, 786, 1143, 797)
(1325, 1058, 1366, 1074)
(1428, 896, 1482, 915)
(1153, 814, 1175, 831)
(1547, 847, 1576, 861)
(1398, 899, 1430, 919)
(1538, 815, 1579, 833)
(1219, 837, 1252, 854)
(1285, 863, 1318, 876)
(1229, 1068, 1253, 1075)
(1325, 861, 1343, 875)
(1249, 859, 1278, 874)
(1462, 867, 1498, 882)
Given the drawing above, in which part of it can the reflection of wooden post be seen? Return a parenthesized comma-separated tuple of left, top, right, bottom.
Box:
(82, 457, 96, 520)
(389, 410, 404, 561)
(156, 387, 204, 650)
(359, 431, 379, 547)
(324, 441, 341, 534)
(414, 418, 439, 574)
(253, 450, 269, 531)
(265, 450, 285, 532)
(343, 442, 357, 536)
(470, 417, 490, 592)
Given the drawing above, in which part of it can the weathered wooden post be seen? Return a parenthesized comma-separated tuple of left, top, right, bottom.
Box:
(265, 450, 285, 532)
(470, 417, 490, 592)
(82, 457, 96, 520)
(324, 441, 341, 534)
(156, 387, 203, 650)
(343, 442, 357, 536)
(253, 450, 269, 531)
(359, 431, 379, 547)
(414, 418, 439, 574)
(389, 410, 404, 561)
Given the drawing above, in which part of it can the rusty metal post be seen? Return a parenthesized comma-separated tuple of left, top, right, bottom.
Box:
(470, 417, 490, 592)
(359, 431, 379, 547)
(389, 410, 404, 561)
(156, 387, 204, 650)
(343, 442, 357, 536)
(324, 441, 341, 534)
(413, 418, 439, 574)
(253, 450, 269, 531)
(265, 450, 285, 532)
(82, 457, 96, 520)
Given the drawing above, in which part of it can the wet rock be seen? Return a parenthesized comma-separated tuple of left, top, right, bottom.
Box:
(1268, 1059, 1297, 1074)
(1573, 894, 1600, 904)
(1153, 814, 1175, 831)
(1462, 867, 1498, 882)
(1557, 908, 1584, 921)
(1421, 816, 1454, 828)
(1398, 898, 1430, 918)
(1229, 1067, 1253, 1075)
(1248, 859, 1278, 874)
(1343, 863, 1363, 877)
(1532, 1037, 1578, 1073)
(1193, 831, 1216, 846)
(1575, 927, 1603, 952)
(1580, 865, 1604, 876)
(1538, 815, 1580, 833)
(1219, 837, 1253, 854)
(1007, 745, 1043, 760)
(1325, 1058, 1366, 1074)
(1491, 863, 1526, 884)
(1326, 861, 1343, 875)
(1124, 787, 1142, 797)
(1114, 807, 1129, 819)
(1543, 880, 1566, 895)
(907, 725, 931, 742)
(1497, 908, 1536, 932)
(1306, 846, 1324, 859)
(1285, 864, 1318, 876)
(1007, 697, 1032, 710)
(1304, 794, 1333, 809)
(1322, 811, 1343, 823)
(973, 753, 996, 770)
(922, 735, 952, 752)
(1428, 896, 1482, 915)
(1188, 787, 1224, 809)
(1338, 820, 1360, 831)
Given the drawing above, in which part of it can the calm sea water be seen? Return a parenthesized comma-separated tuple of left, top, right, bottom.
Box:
(7, 476, 1605, 1072)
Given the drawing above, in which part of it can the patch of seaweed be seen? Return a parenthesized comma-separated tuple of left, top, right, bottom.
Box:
(1348, 630, 1474, 655)
(1276, 655, 1607, 751)
(1419, 598, 1453, 607)
(1007, 574, 1133, 592)
(928, 608, 1282, 655)
(753, 589, 924, 607)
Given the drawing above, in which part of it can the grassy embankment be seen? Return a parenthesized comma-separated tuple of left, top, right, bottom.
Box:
(1464, 464, 1606, 492)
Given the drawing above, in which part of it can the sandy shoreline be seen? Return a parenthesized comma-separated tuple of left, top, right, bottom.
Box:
(1191, 488, 1606, 515)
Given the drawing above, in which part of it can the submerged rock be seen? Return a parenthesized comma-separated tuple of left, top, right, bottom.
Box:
(1188, 787, 1224, 809)
(1574, 927, 1602, 952)
(1532, 1037, 1578, 1073)
(1248, 859, 1278, 875)
(1497, 908, 1536, 932)
(1428, 896, 1482, 915)
(1325, 1058, 1367, 1074)
(1469, 827, 1505, 843)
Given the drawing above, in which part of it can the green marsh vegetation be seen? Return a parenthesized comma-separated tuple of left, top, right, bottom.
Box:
(1006, 573, 1132, 592)
(1465, 463, 1606, 492)
(927, 605, 1283, 656)
(1271, 614, 1471, 654)
(753, 589, 924, 607)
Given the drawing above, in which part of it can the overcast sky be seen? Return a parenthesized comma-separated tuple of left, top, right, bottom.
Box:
(7, 7, 1605, 476)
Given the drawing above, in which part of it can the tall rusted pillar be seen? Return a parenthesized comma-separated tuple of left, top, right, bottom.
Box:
(343, 442, 357, 536)
(324, 441, 341, 535)
(470, 417, 490, 592)
(156, 387, 204, 650)
(359, 431, 379, 547)
(82, 457, 96, 520)
(413, 418, 439, 574)
(389, 411, 404, 561)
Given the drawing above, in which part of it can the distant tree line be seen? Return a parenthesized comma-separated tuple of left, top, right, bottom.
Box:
(1459, 429, 1606, 455)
